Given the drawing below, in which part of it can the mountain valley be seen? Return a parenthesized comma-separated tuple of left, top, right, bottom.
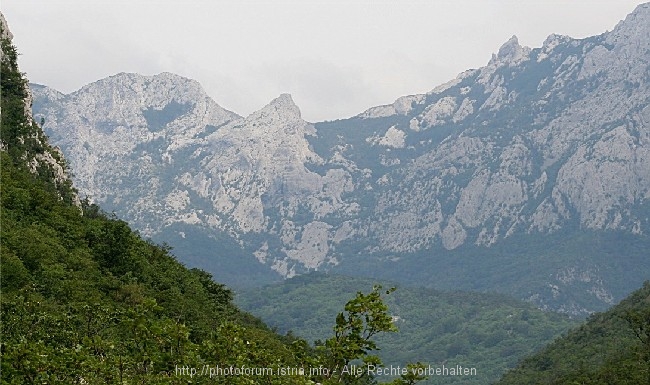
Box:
(3, 3, 650, 384)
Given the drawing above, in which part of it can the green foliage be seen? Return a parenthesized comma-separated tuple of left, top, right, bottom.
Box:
(0, 148, 306, 383)
(316, 286, 398, 384)
(0, 30, 29, 157)
(388, 363, 429, 385)
(1, 28, 76, 203)
(495, 281, 650, 385)
(237, 273, 577, 384)
(622, 303, 650, 383)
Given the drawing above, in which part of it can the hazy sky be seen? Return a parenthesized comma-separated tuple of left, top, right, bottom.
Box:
(2, 1, 644, 122)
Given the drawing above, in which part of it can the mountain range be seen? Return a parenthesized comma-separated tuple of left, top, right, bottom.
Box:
(31, 3, 650, 316)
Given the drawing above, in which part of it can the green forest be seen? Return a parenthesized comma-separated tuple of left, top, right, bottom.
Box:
(239, 275, 650, 385)
(236, 273, 577, 385)
(495, 281, 650, 385)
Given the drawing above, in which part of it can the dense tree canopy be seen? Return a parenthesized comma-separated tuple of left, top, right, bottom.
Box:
(496, 281, 650, 385)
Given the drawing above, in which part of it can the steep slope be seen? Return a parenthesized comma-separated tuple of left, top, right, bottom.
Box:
(31, 3, 650, 314)
(326, 6, 650, 314)
(32, 71, 240, 231)
(307, 2, 650, 315)
(237, 273, 577, 385)
(32, 79, 357, 286)
(1, 13, 76, 206)
(495, 281, 650, 385)
(0, 13, 314, 385)
(31, 74, 283, 287)
(330, 8, 650, 251)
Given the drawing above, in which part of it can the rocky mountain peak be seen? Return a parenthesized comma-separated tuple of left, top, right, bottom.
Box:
(606, 2, 650, 45)
(268, 93, 301, 117)
(271, 92, 296, 105)
(75, 72, 233, 112)
(490, 35, 530, 66)
(540, 33, 570, 53)
(497, 35, 520, 57)
(247, 93, 303, 124)
(617, 2, 650, 30)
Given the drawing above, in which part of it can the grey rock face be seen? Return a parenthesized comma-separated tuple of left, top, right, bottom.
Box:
(354, 3, 650, 252)
(32, 4, 650, 315)
(33, 75, 354, 277)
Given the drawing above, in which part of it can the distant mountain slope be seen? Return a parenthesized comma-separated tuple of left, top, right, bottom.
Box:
(31, 3, 650, 314)
(236, 273, 577, 385)
(30, 72, 240, 230)
(312, 3, 650, 260)
(31, 74, 285, 287)
(328, 7, 650, 251)
(32, 76, 362, 287)
(495, 281, 650, 385)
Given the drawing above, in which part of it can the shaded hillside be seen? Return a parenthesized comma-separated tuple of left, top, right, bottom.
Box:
(237, 273, 577, 385)
(495, 281, 650, 385)
(335, 230, 649, 316)
(0, 14, 309, 384)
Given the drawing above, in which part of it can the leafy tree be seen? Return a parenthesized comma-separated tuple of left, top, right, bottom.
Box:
(314, 286, 400, 384)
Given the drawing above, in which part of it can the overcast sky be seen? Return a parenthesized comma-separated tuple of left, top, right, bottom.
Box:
(2, 0, 644, 122)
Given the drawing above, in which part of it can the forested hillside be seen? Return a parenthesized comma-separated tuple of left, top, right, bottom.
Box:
(0, 15, 419, 385)
(0, 19, 303, 384)
(237, 273, 577, 385)
(495, 281, 650, 384)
